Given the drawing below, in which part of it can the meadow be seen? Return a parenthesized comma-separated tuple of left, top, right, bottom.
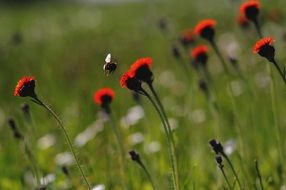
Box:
(1, 0, 286, 189)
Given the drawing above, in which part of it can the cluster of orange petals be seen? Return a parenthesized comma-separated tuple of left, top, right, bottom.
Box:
(14, 76, 35, 96)
(237, 14, 249, 26)
(181, 29, 195, 41)
(129, 57, 153, 77)
(253, 37, 274, 53)
(120, 72, 133, 88)
(194, 19, 216, 35)
(240, 0, 261, 16)
(191, 45, 208, 59)
(94, 88, 115, 105)
(120, 57, 153, 88)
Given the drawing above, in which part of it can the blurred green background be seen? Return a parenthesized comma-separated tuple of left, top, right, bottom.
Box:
(1, 0, 286, 189)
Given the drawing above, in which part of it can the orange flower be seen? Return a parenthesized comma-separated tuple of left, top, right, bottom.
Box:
(194, 19, 216, 35)
(180, 29, 195, 47)
(120, 71, 143, 91)
(191, 45, 209, 66)
(240, 1, 260, 21)
(129, 57, 153, 83)
(14, 76, 36, 97)
(253, 37, 274, 53)
(194, 19, 216, 41)
(94, 88, 115, 106)
(237, 14, 250, 28)
(253, 37, 275, 62)
(130, 57, 152, 73)
(191, 45, 208, 59)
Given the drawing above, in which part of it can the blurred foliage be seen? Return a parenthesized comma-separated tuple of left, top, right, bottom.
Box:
(0, 0, 286, 189)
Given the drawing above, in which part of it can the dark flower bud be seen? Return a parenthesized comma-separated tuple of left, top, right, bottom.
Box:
(21, 103, 31, 120)
(8, 118, 17, 131)
(198, 80, 208, 93)
(215, 155, 224, 169)
(61, 166, 69, 176)
(129, 150, 140, 162)
(11, 32, 22, 45)
(209, 139, 224, 155)
(228, 56, 238, 66)
(8, 118, 23, 140)
(157, 18, 168, 32)
(171, 44, 181, 59)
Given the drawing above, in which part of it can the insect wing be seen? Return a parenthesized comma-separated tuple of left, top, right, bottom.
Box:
(105, 53, 111, 63)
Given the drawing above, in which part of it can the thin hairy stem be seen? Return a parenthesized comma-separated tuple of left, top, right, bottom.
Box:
(23, 142, 41, 186)
(109, 113, 130, 189)
(210, 40, 229, 74)
(267, 64, 284, 177)
(145, 84, 179, 190)
(219, 167, 233, 190)
(201, 66, 212, 84)
(147, 83, 174, 142)
(33, 97, 91, 190)
(136, 159, 156, 190)
(223, 154, 243, 190)
(271, 60, 286, 85)
(109, 113, 125, 163)
(140, 89, 179, 190)
(255, 160, 264, 190)
(253, 19, 262, 39)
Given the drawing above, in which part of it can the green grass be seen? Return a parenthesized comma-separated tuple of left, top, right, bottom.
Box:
(1, 0, 286, 189)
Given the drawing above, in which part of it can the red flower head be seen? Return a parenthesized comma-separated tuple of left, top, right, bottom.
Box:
(194, 19, 217, 41)
(253, 37, 275, 62)
(94, 88, 115, 106)
(191, 45, 209, 65)
(129, 57, 153, 84)
(237, 14, 250, 28)
(120, 71, 143, 92)
(180, 29, 195, 48)
(240, 0, 260, 22)
(14, 76, 36, 97)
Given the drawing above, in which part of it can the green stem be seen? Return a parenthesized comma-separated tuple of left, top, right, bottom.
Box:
(203, 76, 222, 138)
(178, 58, 191, 81)
(223, 154, 243, 190)
(33, 97, 91, 190)
(210, 40, 229, 74)
(267, 64, 284, 176)
(137, 160, 156, 190)
(223, 72, 251, 186)
(23, 142, 41, 187)
(220, 167, 233, 190)
(145, 84, 180, 190)
(271, 60, 286, 85)
(109, 113, 130, 189)
(201, 66, 212, 84)
(253, 19, 262, 39)
(109, 113, 125, 163)
(141, 89, 178, 190)
(254, 160, 264, 190)
(147, 83, 174, 142)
